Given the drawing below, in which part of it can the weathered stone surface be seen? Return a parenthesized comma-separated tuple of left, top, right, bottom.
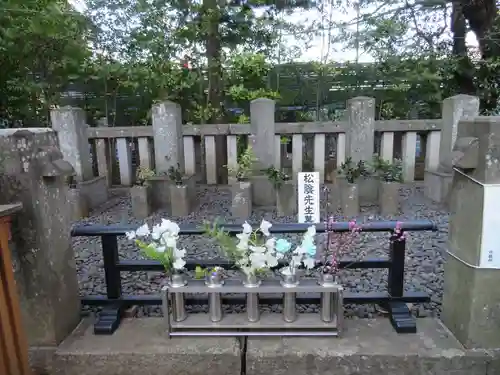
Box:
(68, 188, 89, 221)
(231, 181, 252, 219)
(358, 176, 378, 205)
(424, 170, 452, 205)
(346, 97, 375, 163)
(246, 319, 492, 375)
(53, 318, 241, 375)
(51, 107, 93, 182)
(152, 101, 185, 174)
(170, 184, 191, 216)
(339, 181, 359, 217)
(379, 181, 399, 215)
(149, 175, 171, 210)
(249, 98, 276, 170)
(78, 175, 108, 209)
(0, 129, 81, 348)
(439, 95, 479, 171)
(443, 116, 500, 349)
(130, 185, 151, 219)
(250, 175, 275, 207)
(276, 181, 296, 217)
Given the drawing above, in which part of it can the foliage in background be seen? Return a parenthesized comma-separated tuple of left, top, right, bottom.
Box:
(226, 146, 257, 181)
(263, 166, 291, 189)
(135, 166, 155, 186)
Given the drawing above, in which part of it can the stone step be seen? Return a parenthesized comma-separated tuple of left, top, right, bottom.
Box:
(51, 317, 498, 375)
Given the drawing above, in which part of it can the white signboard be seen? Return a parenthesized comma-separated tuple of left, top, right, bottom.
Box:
(297, 172, 320, 224)
(480, 184, 500, 269)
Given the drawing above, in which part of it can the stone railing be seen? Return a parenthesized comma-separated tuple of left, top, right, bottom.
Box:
(51, 95, 480, 187)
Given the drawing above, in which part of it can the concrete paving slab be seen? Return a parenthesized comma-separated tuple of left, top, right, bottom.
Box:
(53, 318, 241, 375)
(246, 318, 494, 375)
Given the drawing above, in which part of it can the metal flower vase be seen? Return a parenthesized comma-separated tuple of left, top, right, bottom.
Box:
(205, 271, 224, 322)
(242, 272, 261, 322)
(281, 272, 300, 322)
(168, 272, 188, 322)
(318, 272, 338, 323)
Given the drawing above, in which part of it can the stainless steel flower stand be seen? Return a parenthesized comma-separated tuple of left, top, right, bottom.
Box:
(161, 278, 344, 338)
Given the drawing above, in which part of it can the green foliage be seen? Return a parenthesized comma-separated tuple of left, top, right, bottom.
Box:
(338, 157, 362, 184)
(372, 156, 404, 183)
(202, 219, 241, 263)
(263, 166, 291, 189)
(135, 166, 155, 186)
(167, 163, 183, 185)
(135, 239, 175, 273)
(226, 146, 257, 181)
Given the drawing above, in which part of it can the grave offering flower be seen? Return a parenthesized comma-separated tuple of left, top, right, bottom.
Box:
(126, 219, 186, 274)
(279, 225, 317, 276)
(204, 219, 283, 277)
(321, 217, 362, 275)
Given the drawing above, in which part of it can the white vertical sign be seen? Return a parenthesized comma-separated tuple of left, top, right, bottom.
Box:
(480, 184, 500, 269)
(297, 172, 320, 224)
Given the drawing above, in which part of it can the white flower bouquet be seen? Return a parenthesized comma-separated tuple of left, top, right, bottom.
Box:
(126, 219, 186, 274)
(276, 225, 317, 276)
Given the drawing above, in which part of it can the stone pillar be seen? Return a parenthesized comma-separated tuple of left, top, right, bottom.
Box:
(424, 95, 479, 204)
(443, 116, 500, 349)
(346, 97, 375, 163)
(0, 129, 81, 371)
(249, 98, 276, 206)
(249, 98, 276, 170)
(152, 101, 185, 175)
(50, 106, 93, 182)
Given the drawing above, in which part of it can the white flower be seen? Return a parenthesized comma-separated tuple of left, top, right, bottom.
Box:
(303, 257, 315, 269)
(249, 245, 266, 253)
(265, 238, 275, 251)
(259, 220, 272, 236)
(250, 252, 267, 268)
(162, 233, 178, 248)
(242, 222, 252, 234)
(156, 246, 166, 253)
(306, 225, 316, 238)
(161, 219, 180, 236)
(265, 253, 278, 267)
(173, 258, 186, 270)
(236, 233, 249, 250)
(295, 245, 307, 255)
(151, 224, 162, 240)
(280, 267, 293, 276)
(136, 224, 150, 237)
(174, 248, 186, 258)
(291, 255, 302, 267)
(125, 231, 136, 240)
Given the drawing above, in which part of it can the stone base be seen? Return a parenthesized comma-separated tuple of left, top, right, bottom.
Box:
(250, 175, 275, 207)
(358, 176, 378, 205)
(68, 188, 89, 221)
(379, 181, 400, 216)
(47, 318, 498, 375)
(77, 176, 108, 210)
(130, 186, 151, 219)
(149, 175, 196, 212)
(247, 319, 496, 375)
(52, 318, 241, 375)
(276, 181, 296, 217)
(170, 184, 191, 216)
(424, 169, 452, 204)
(231, 181, 252, 219)
(340, 182, 359, 218)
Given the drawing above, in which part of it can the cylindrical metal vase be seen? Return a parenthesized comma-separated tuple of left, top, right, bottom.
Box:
(318, 273, 337, 323)
(281, 273, 299, 323)
(242, 273, 260, 322)
(205, 272, 224, 322)
(169, 273, 187, 322)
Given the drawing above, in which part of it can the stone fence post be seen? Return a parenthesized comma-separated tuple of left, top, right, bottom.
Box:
(346, 96, 375, 163)
(443, 116, 500, 349)
(424, 95, 479, 204)
(0, 129, 81, 372)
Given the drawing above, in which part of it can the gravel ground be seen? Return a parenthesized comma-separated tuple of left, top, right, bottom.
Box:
(73, 182, 448, 319)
